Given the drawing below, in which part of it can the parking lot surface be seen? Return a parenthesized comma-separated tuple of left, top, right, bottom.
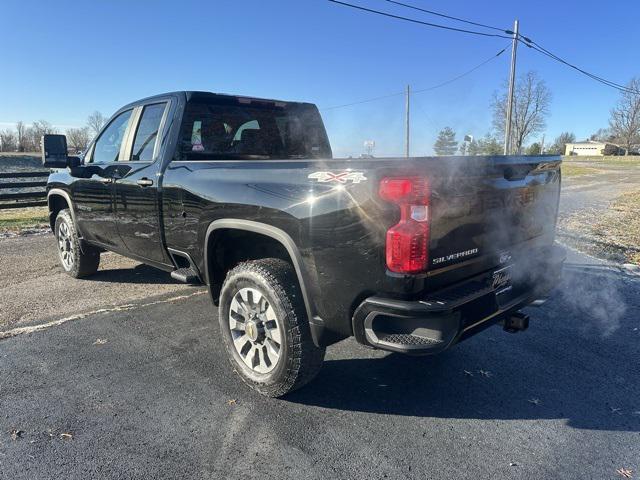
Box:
(0, 243, 638, 479)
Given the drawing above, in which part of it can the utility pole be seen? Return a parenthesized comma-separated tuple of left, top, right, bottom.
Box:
(405, 84, 410, 157)
(504, 19, 519, 155)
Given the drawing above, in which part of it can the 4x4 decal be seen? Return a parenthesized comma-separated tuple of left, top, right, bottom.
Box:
(308, 171, 367, 184)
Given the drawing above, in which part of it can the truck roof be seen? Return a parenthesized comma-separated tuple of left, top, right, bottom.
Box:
(122, 91, 316, 109)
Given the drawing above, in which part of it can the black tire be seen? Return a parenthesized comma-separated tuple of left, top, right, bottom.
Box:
(218, 258, 325, 397)
(54, 209, 100, 278)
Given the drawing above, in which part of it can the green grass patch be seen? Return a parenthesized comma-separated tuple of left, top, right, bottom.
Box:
(0, 207, 49, 230)
(561, 164, 599, 177)
(562, 155, 640, 167)
(0, 152, 40, 157)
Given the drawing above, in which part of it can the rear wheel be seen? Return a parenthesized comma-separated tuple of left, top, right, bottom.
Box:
(54, 209, 100, 278)
(218, 258, 325, 397)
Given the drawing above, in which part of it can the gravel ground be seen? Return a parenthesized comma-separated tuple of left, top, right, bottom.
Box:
(0, 234, 197, 329)
(558, 161, 640, 264)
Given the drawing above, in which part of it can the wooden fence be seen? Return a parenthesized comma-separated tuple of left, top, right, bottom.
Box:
(0, 171, 49, 210)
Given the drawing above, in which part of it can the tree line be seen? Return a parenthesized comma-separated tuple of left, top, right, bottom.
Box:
(433, 73, 640, 156)
(0, 111, 107, 153)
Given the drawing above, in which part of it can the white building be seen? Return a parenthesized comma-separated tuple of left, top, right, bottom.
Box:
(565, 141, 625, 156)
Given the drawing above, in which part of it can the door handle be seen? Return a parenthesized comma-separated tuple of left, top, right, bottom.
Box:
(136, 178, 154, 187)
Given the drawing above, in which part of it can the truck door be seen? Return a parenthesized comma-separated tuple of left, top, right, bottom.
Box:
(113, 101, 172, 266)
(71, 109, 134, 247)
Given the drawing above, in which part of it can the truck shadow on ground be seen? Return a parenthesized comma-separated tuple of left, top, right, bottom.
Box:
(84, 264, 181, 285)
(286, 264, 640, 432)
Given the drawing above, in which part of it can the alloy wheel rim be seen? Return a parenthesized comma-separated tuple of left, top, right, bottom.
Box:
(228, 287, 282, 374)
(57, 222, 74, 270)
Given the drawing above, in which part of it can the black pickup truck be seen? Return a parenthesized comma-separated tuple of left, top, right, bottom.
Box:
(42, 91, 565, 397)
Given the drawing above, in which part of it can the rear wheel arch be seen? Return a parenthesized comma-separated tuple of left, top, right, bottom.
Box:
(204, 219, 318, 329)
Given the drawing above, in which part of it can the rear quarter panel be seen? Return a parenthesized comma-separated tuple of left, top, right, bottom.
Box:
(162, 159, 392, 338)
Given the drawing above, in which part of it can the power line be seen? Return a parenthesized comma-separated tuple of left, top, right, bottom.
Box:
(321, 91, 403, 111)
(413, 47, 507, 94)
(327, 0, 512, 39)
(382, 0, 507, 33)
(518, 37, 640, 95)
(329, 0, 639, 96)
(321, 47, 508, 111)
(411, 96, 439, 130)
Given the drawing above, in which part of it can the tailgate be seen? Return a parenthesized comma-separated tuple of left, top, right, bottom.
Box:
(428, 155, 561, 273)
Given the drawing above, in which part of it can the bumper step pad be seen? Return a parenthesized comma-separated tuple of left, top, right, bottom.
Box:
(377, 333, 443, 347)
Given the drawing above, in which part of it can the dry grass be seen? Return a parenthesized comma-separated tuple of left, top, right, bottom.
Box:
(0, 207, 49, 230)
(561, 164, 599, 177)
(593, 190, 640, 264)
(560, 189, 640, 265)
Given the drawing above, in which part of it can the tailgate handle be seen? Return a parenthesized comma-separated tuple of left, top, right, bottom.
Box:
(503, 166, 531, 181)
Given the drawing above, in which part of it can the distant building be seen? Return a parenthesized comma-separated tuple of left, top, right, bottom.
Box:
(565, 141, 625, 156)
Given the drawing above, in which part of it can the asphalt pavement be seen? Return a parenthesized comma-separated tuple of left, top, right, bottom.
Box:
(1, 168, 640, 479)
(0, 241, 638, 479)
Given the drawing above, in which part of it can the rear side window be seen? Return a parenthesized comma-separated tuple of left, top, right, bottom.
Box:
(91, 110, 132, 163)
(130, 103, 167, 161)
(175, 99, 331, 160)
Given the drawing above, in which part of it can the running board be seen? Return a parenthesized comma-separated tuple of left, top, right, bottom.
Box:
(167, 248, 203, 284)
(171, 267, 201, 284)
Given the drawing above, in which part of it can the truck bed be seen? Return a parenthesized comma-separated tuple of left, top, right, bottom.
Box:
(161, 154, 562, 342)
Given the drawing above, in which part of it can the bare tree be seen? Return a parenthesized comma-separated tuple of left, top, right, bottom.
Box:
(22, 127, 37, 152)
(66, 127, 91, 152)
(548, 132, 575, 155)
(29, 120, 57, 152)
(87, 111, 106, 137)
(590, 127, 614, 142)
(609, 77, 640, 154)
(492, 71, 552, 154)
(0, 129, 17, 152)
(15, 121, 27, 152)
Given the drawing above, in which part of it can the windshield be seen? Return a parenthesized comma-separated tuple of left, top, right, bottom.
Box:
(176, 98, 332, 160)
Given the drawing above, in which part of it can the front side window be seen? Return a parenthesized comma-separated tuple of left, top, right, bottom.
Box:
(175, 99, 332, 160)
(130, 103, 167, 161)
(91, 110, 133, 163)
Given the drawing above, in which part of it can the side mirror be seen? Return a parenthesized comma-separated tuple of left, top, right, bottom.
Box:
(41, 134, 70, 168)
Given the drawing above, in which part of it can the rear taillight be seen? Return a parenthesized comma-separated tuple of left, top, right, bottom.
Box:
(379, 177, 430, 274)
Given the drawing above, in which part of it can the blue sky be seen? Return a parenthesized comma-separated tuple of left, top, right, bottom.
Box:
(1, 0, 638, 156)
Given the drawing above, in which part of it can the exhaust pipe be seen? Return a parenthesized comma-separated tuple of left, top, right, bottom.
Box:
(501, 311, 529, 333)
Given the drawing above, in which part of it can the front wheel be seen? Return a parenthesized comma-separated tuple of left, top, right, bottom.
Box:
(218, 258, 325, 397)
(54, 209, 100, 278)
